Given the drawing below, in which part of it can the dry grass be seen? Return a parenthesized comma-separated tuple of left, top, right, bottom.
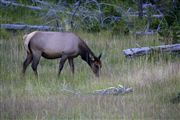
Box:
(0, 32, 180, 119)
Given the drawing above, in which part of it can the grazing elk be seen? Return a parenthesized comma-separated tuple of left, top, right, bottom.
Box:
(22, 31, 102, 77)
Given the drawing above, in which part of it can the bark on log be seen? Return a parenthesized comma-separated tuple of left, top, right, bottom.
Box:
(123, 44, 180, 57)
(135, 31, 157, 36)
(0, 24, 63, 31)
(129, 14, 163, 18)
(0, 0, 42, 10)
(93, 85, 133, 95)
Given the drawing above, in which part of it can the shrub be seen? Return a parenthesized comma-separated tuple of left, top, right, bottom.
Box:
(150, 19, 160, 30)
(81, 18, 100, 33)
(158, 19, 180, 44)
(111, 19, 129, 35)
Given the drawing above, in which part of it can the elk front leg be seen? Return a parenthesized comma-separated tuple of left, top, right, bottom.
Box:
(68, 58, 74, 74)
(58, 55, 68, 76)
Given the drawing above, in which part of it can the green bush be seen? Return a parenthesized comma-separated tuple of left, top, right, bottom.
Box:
(0, 6, 39, 24)
(130, 17, 147, 31)
(111, 19, 129, 35)
(172, 23, 180, 43)
(150, 19, 160, 30)
(102, 5, 121, 17)
(158, 19, 180, 44)
(87, 23, 100, 33)
(81, 19, 100, 33)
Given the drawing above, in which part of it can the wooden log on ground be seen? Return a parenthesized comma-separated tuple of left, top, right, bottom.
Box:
(0, 0, 42, 10)
(93, 85, 133, 95)
(0, 24, 63, 31)
(129, 14, 163, 18)
(123, 44, 180, 57)
(135, 31, 157, 36)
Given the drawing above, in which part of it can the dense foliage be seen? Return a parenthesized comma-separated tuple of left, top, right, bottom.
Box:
(157, 0, 180, 43)
(0, 0, 179, 42)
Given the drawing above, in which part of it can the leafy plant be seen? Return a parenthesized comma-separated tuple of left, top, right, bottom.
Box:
(157, 0, 180, 44)
(112, 19, 129, 35)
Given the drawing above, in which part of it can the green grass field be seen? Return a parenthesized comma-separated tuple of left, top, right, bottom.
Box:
(0, 31, 180, 119)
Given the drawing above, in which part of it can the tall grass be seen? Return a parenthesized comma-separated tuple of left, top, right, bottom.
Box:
(0, 31, 180, 119)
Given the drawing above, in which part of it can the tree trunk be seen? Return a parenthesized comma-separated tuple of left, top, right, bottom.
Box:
(0, 0, 42, 10)
(123, 44, 180, 57)
(0, 24, 62, 31)
(138, 0, 143, 19)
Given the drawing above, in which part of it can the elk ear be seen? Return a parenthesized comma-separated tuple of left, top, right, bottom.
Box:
(98, 53, 102, 59)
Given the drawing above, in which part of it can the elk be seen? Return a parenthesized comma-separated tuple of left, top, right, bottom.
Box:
(22, 31, 102, 77)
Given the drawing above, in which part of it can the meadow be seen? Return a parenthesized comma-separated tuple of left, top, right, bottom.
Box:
(0, 31, 180, 119)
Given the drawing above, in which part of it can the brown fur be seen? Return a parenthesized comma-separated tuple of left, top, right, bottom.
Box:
(22, 31, 102, 77)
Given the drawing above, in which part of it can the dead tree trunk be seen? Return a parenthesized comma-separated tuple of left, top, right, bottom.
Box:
(138, 0, 143, 19)
(0, 24, 62, 31)
(123, 44, 180, 57)
(0, 0, 42, 10)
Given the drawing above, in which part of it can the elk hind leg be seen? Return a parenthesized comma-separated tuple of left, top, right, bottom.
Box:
(31, 53, 41, 77)
(22, 52, 33, 75)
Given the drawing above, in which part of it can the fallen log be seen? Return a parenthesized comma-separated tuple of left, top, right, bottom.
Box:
(129, 14, 163, 18)
(135, 31, 157, 36)
(0, 0, 42, 10)
(32, 0, 50, 6)
(0, 24, 63, 31)
(61, 84, 133, 95)
(93, 85, 133, 95)
(123, 44, 180, 57)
